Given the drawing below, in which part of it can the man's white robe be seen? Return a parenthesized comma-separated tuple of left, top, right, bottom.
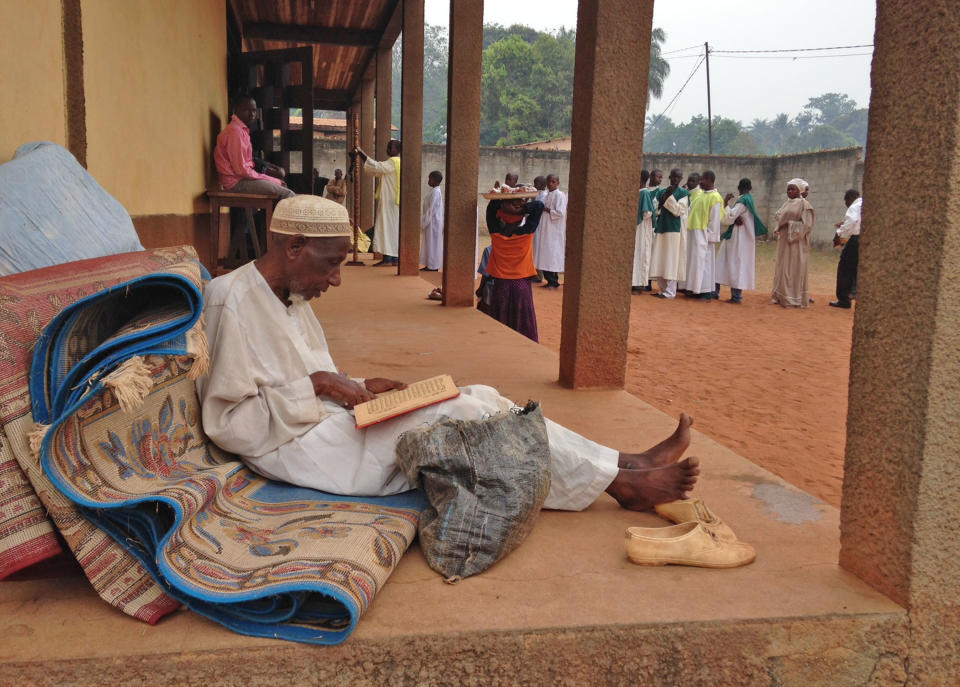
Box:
(533, 189, 567, 273)
(715, 201, 757, 290)
(419, 185, 444, 270)
(363, 156, 400, 257)
(682, 202, 722, 295)
(632, 187, 659, 287)
(198, 262, 619, 511)
(532, 188, 549, 262)
(649, 194, 688, 294)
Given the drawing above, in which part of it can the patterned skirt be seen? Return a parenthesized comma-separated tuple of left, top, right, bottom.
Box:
(487, 277, 539, 343)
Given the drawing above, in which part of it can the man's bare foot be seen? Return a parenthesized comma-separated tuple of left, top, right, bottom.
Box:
(606, 457, 700, 512)
(618, 413, 693, 469)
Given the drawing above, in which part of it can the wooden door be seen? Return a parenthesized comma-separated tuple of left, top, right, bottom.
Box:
(229, 47, 314, 195)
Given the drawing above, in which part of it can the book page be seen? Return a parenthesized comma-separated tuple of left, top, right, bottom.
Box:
(353, 374, 459, 428)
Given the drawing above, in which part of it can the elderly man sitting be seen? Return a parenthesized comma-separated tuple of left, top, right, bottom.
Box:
(198, 195, 699, 511)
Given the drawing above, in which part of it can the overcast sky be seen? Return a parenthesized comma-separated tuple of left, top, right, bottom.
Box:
(423, 0, 876, 123)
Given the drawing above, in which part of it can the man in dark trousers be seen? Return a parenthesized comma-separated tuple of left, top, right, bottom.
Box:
(830, 189, 862, 309)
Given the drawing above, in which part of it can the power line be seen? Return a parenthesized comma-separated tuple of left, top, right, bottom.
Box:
(709, 44, 873, 54)
(711, 52, 873, 60)
(661, 43, 704, 56)
(647, 53, 705, 131)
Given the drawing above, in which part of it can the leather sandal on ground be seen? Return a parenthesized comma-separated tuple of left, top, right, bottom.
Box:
(625, 522, 756, 568)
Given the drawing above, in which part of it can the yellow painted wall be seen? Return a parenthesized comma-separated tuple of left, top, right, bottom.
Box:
(0, 0, 67, 163)
(82, 0, 227, 216)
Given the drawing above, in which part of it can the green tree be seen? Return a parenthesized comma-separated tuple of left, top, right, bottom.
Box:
(803, 92, 858, 124)
(648, 27, 671, 101)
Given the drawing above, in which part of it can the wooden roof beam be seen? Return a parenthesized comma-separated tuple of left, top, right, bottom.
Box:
(379, 0, 403, 48)
(313, 89, 352, 110)
(243, 22, 379, 47)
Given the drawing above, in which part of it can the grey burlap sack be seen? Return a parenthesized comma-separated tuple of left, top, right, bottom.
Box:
(396, 401, 551, 582)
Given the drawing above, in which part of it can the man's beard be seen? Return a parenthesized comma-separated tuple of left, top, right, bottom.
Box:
(288, 293, 308, 306)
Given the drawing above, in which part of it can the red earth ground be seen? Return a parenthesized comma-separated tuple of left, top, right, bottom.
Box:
(531, 242, 851, 507)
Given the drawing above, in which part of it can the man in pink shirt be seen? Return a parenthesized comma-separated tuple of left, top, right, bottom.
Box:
(215, 94, 294, 199)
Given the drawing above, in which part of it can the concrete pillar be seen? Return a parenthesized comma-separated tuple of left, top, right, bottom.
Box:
(558, 0, 651, 388)
(839, 2, 960, 682)
(360, 77, 375, 243)
(345, 103, 359, 229)
(375, 46, 392, 160)
(399, 0, 425, 277)
(441, 0, 483, 307)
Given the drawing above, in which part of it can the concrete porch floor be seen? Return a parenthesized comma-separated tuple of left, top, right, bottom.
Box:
(0, 258, 907, 686)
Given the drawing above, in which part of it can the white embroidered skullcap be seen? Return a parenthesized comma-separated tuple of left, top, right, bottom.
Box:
(787, 178, 808, 192)
(270, 195, 352, 236)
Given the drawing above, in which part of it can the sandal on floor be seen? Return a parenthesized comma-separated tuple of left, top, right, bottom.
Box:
(427, 287, 443, 301)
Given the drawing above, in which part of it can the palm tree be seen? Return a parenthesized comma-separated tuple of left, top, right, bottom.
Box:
(648, 28, 670, 103)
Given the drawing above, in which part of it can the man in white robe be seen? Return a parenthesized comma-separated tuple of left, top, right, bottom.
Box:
(716, 178, 766, 303)
(355, 140, 401, 266)
(649, 169, 689, 299)
(419, 170, 444, 271)
(533, 174, 567, 289)
(198, 195, 700, 513)
(684, 171, 724, 300)
(632, 169, 662, 292)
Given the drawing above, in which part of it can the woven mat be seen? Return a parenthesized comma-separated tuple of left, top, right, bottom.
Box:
(0, 246, 204, 623)
(41, 354, 423, 644)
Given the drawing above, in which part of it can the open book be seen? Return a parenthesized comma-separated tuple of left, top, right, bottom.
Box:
(353, 374, 460, 429)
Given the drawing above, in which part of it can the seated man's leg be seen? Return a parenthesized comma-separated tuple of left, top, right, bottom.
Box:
(230, 178, 296, 199)
(243, 385, 697, 512)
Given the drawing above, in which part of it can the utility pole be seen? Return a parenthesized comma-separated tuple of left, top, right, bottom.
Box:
(705, 41, 713, 153)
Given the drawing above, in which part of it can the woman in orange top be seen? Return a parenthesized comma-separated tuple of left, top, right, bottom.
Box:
(483, 196, 545, 342)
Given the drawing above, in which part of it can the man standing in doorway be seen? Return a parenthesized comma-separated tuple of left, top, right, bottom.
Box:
(355, 140, 401, 266)
(534, 174, 568, 289)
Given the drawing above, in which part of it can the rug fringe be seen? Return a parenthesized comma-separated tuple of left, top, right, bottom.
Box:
(187, 316, 209, 380)
(103, 356, 154, 413)
(28, 423, 51, 462)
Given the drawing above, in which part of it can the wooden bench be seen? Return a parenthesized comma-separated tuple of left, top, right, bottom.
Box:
(207, 190, 277, 274)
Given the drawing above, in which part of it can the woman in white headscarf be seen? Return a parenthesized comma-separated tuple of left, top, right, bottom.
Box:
(771, 178, 815, 307)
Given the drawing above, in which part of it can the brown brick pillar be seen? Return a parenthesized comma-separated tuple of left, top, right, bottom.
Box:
(360, 77, 375, 246)
(399, 0, 425, 277)
(345, 103, 359, 229)
(441, 0, 483, 307)
(839, 1, 960, 682)
(559, 0, 651, 388)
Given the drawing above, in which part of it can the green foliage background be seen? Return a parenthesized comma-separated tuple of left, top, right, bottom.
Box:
(380, 24, 868, 155)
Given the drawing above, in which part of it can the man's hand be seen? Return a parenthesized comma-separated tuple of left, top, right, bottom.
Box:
(725, 192, 736, 203)
(833, 234, 843, 247)
(662, 185, 677, 199)
(734, 216, 744, 226)
(353, 146, 368, 162)
(364, 378, 408, 394)
(310, 371, 375, 409)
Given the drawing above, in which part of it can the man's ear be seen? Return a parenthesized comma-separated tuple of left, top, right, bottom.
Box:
(286, 234, 306, 259)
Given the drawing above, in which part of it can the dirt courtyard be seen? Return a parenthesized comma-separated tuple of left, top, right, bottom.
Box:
(530, 241, 851, 507)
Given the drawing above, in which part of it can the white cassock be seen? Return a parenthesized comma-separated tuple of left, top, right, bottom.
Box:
(534, 189, 568, 272)
(715, 201, 757, 290)
(419, 185, 444, 270)
(532, 188, 549, 263)
(363, 156, 400, 257)
(632, 187, 659, 287)
(198, 262, 619, 511)
(683, 202, 722, 295)
(649, 194, 688, 298)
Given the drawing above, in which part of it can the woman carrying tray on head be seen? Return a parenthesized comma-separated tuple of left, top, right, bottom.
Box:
(482, 190, 544, 342)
